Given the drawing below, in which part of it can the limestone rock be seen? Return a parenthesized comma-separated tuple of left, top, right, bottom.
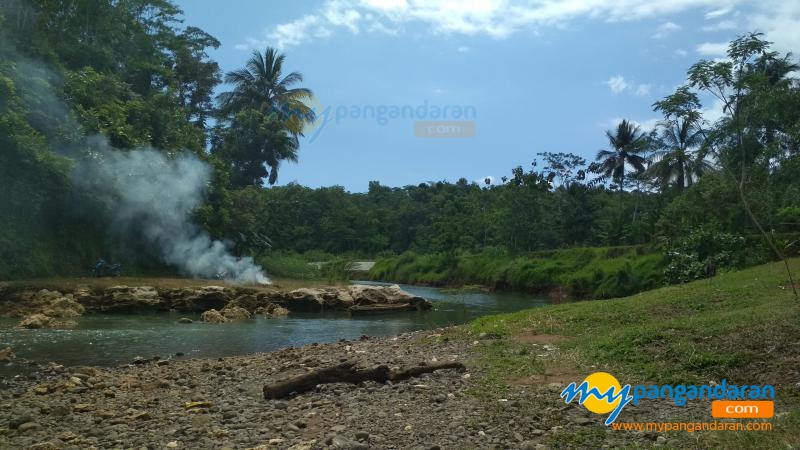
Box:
(200, 309, 228, 323)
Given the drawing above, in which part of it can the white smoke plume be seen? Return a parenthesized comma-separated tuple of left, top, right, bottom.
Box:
(75, 136, 270, 285)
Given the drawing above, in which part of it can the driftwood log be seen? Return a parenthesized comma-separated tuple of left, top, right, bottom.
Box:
(263, 361, 466, 400)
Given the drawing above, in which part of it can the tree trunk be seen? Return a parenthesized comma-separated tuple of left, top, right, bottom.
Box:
(263, 361, 466, 400)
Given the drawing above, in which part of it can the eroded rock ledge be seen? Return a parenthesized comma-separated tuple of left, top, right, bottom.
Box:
(1, 284, 432, 327)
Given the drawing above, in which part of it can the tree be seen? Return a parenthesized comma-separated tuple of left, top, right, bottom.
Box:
(216, 47, 315, 135)
(212, 110, 298, 187)
(215, 47, 315, 185)
(537, 152, 586, 189)
(591, 120, 650, 188)
(648, 88, 710, 192)
(688, 32, 798, 298)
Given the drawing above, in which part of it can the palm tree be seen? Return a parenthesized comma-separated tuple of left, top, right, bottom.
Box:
(215, 47, 314, 185)
(216, 47, 315, 136)
(648, 116, 709, 191)
(591, 120, 650, 188)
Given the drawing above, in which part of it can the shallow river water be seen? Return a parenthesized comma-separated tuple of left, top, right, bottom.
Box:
(0, 282, 558, 372)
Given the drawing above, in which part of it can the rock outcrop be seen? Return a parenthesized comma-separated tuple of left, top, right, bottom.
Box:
(2, 284, 432, 319)
(267, 285, 432, 313)
(254, 304, 290, 318)
(160, 286, 231, 311)
(17, 314, 77, 329)
(89, 286, 162, 312)
(200, 309, 227, 323)
(220, 306, 251, 321)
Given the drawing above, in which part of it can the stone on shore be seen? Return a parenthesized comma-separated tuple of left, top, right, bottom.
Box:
(18, 314, 55, 329)
(92, 286, 162, 311)
(162, 286, 231, 311)
(220, 306, 251, 321)
(0, 346, 14, 362)
(200, 309, 228, 323)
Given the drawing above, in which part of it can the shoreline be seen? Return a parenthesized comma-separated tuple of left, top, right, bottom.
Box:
(1, 326, 702, 450)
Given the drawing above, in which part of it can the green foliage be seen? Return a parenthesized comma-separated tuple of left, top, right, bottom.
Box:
(369, 246, 664, 299)
(320, 258, 355, 283)
(0, 0, 220, 278)
(257, 252, 321, 280)
(663, 226, 746, 284)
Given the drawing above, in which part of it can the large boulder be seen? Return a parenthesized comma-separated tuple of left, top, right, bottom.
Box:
(41, 295, 85, 318)
(220, 306, 251, 321)
(161, 286, 232, 311)
(18, 314, 78, 329)
(265, 285, 431, 313)
(254, 304, 290, 318)
(18, 314, 54, 329)
(348, 284, 431, 309)
(200, 309, 227, 323)
(268, 288, 354, 311)
(89, 286, 162, 312)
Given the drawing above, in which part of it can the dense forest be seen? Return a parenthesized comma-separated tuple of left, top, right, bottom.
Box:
(1, 1, 798, 297)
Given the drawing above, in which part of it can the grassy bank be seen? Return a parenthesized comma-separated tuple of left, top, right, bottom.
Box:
(369, 246, 665, 299)
(459, 258, 800, 448)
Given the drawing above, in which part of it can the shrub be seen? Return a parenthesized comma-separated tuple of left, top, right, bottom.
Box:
(664, 226, 745, 284)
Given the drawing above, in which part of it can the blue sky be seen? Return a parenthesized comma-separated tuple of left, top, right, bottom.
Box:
(175, 0, 799, 192)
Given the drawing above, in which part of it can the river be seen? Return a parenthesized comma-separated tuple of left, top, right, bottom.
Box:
(0, 282, 558, 373)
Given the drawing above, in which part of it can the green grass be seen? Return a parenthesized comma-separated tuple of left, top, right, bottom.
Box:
(458, 258, 800, 448)
(369, 246, 665, 299)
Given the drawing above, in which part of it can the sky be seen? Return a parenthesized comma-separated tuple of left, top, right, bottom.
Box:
(174, 0, 800, 192)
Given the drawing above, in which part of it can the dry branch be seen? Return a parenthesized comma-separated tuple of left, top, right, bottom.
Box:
(263, 361, 466, 400)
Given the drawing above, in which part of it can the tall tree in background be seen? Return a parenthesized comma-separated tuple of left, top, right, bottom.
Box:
(216, 47, 315, 135)
(591, 120, 650, 188)
(215, 47, 315, 185)
(688, 32, 798, 298)
(649, 87, 709, 192)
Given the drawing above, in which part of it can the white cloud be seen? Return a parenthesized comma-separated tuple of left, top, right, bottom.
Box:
(702, 19, 737, 31)
(674, 48, 688, 57)
(324, 5, 362, 33)
(242, 15, 333, 49)
(701, 98, 727, 124)
(605, 75, 629, 94)
(605, 76, 651, 96)
(704, 7, 731, 19)
(652, 21, 681, 39)
(239, 0, 800, 55)
(696, 41, 729, 56)
(457, 46, 470, 52)
(749, 0, 800, 54)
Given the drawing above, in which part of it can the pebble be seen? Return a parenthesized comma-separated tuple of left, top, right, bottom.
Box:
(18, 422, 41, 432)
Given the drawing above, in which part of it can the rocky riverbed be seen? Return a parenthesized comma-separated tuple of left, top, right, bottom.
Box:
(0, 327, 705, 449)
(0, 284, 432, 328)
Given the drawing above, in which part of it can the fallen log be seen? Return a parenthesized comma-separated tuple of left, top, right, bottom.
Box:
(263, 361, 466, 400)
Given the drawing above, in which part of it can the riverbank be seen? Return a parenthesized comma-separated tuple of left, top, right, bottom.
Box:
(1, 259, 798, 448)
(368, 246, 665, 299)
(0, 282, 431, 326)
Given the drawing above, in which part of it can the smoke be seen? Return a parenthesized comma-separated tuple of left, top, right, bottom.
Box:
(75, 136, 270, 285)
(2, 29, 269, 284)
